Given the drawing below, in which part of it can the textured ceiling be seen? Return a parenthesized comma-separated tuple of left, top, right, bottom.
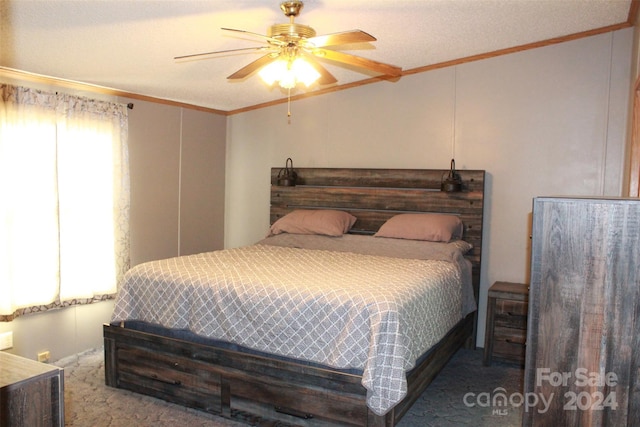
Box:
(0, 1, 633, 113)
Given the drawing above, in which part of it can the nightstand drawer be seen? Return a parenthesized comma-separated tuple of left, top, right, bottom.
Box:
(495, 299, 527, 316)
(494, 326, 526, 345)
(493, 327, 526, 364)
(494, 299, 528, 329)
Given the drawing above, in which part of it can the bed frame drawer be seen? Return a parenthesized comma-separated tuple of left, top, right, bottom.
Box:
(104, 313, 475, 426)
(116, 346, 225, 414)
(105, 324, 371, 426)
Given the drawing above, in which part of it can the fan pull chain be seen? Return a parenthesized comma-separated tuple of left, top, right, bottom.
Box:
(287, 87, 292, 123)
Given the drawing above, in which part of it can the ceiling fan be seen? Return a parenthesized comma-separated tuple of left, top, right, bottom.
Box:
(174, 0, 402, 89)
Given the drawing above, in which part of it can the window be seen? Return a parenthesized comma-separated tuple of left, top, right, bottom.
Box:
(0, 85, 130, 321)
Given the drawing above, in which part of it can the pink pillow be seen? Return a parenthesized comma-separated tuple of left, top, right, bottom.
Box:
(374, 213, 463, 242)
(269, 210, 357, 237)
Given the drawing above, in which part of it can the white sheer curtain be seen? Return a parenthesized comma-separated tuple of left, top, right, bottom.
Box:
(0, 85, 130, 319)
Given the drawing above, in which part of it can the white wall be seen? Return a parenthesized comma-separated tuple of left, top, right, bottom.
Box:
(225, 29, 633, 345)
(126, 99, 226, 266)
(0, 300, 115, 362)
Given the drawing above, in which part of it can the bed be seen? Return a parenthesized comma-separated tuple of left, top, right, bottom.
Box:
(104, 167, 485, 426)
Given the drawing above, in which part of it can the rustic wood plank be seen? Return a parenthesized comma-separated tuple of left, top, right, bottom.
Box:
(271, 188, 484, 216)
(0, 352, 64, 427)
(221, 378, 231, 418)
(103, 337, 117, 387)
(270, 167, 485, 192)
(524, 197, 640, 426)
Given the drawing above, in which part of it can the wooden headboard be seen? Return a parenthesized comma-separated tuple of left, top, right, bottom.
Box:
(270, 167, 485, 302)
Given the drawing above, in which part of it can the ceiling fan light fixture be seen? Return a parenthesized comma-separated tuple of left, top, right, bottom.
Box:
(291, 57, 320, 86)
(176, 0, 402, 96)
(258, 60, 286, 86)
(259, 57, 320, 89)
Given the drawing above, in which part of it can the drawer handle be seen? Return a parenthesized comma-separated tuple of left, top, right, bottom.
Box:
(150, 373, 181, 385)
(275, 406, 314, 420)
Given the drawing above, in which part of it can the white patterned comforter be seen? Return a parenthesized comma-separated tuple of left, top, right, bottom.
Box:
(111, 236, 473, 415)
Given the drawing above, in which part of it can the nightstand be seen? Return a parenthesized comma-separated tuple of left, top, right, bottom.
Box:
(0, 351, 64, 426)
(483, 281, 529, 366)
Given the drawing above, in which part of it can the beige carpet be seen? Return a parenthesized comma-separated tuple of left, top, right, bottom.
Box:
(55, 347, 523, 426)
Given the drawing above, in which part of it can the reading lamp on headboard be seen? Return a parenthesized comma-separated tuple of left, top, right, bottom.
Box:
(441, 159, 463, 192)
(276, 157, 298, 187)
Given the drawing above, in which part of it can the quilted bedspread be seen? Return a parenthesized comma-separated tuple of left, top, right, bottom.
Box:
(111, 243, 465, 415)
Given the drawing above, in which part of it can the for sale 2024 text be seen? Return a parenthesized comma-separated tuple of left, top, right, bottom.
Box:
(534, 368, 618, 412)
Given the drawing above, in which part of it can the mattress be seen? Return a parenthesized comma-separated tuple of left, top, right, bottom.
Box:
(111, 234, 475, 415)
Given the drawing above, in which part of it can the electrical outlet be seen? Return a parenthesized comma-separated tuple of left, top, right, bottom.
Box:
(37, 350, 50, 363)
(0, 331, 13, 350)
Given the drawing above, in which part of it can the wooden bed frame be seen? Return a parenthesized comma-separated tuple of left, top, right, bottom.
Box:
(104, 167, 485, 426)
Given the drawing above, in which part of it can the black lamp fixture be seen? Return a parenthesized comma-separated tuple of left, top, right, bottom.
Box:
(441, 159, 463, 192)
(276, 157, 298, 186)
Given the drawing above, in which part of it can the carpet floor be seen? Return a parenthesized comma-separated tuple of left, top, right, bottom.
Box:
(55, 347, 523, 426)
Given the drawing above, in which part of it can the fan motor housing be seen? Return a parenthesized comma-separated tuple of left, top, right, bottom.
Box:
(268, 23, 316, 41)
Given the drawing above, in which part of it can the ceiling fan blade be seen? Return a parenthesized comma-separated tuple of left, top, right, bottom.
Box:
(174, 46, 271, 61)
(302, 55, 338, 85)
(222, 27, 286, 46)
(227, 54, 278, 80)
(305, 30, 376, 48)
(314, 49, 402, 77)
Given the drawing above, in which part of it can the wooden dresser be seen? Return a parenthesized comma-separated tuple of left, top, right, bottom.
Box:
(523, 197, 640, 426)
(0, 352, 64, 427)
(483, 281, 528, 366)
